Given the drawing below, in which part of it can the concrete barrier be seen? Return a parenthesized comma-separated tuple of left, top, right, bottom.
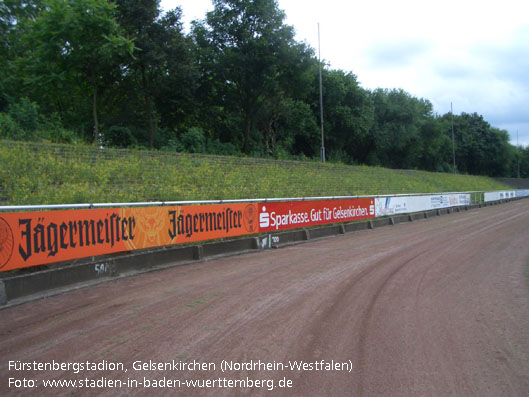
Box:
(392, 214, 410, 224)
(307, 225, 343, 240)
(424, 210, 437, 218)
(410, 212, 425, 221)
(268, 229, 310, 248)
(372, 218, 392, 228)
(0, 280, 7, 306)
(0, 236, 278, 307)
(202, 237, 258, 258)
(0, 197, 524, 308)
(343, 221, 371, 233)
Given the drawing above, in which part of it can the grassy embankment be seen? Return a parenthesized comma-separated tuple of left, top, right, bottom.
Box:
(0, 140, 510, 206)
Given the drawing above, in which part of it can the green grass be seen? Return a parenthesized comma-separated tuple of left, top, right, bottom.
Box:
(526, 262, 529, 285)
(0, 140, 511, 206)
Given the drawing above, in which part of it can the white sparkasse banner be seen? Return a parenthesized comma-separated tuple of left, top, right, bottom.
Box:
(375, 194, 471, 217)
(484, 191, 516, 202)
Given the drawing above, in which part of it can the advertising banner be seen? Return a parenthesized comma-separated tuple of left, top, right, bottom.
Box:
(0, 203, 259, 272)
(375, 194, 471, 217)
(484, 191, 515, 202)
(258, 198, 375, 232)
(429, 193, 471, 208)
(2, 190, 515, 272)
(375, 196, 413, 217)
(515, 190, 529, 198)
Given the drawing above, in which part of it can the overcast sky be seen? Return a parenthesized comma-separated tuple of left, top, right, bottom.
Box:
(161, 0, 529, 146)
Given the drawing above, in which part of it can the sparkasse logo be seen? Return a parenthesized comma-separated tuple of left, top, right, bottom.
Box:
(260, 206, 270, 228)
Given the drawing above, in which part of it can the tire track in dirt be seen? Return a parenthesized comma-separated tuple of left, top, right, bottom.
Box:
(355, 250, 429, 396)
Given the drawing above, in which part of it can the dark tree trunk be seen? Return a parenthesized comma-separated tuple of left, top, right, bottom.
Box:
(93, 86, 99, 143)
(244, 117, 252, 154)
(141, 63, 155, 149)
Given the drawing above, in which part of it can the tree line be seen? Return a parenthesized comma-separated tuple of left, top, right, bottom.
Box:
(1, 0, 528, 178)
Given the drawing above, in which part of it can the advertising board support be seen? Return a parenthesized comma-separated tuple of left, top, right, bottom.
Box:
(0, 280, 6, 305)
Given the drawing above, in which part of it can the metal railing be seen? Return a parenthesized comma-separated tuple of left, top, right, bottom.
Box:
(0, 191, 493, 212)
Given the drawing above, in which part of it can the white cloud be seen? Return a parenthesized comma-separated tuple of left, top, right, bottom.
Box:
(365, 38, 432, 70)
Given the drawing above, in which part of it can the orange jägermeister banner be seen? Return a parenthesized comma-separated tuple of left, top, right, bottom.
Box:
(0, 203, 259, 272)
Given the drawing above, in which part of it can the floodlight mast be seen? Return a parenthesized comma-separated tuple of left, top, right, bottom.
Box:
(318, 23, 325, 163)
(451, 102, 456, 174)
(517, 130, 521, 178)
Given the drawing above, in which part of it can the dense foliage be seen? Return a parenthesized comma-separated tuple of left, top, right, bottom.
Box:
(1, 0, 528, 178)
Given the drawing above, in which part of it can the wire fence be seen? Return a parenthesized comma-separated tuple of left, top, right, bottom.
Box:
(0, 140, 511, 207)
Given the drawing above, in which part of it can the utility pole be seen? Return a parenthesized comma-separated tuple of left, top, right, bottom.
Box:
(451, 102, 456, 174)
(318, 23, 325, 163)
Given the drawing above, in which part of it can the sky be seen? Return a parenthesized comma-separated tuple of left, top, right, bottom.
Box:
(160, 0, 529, 147)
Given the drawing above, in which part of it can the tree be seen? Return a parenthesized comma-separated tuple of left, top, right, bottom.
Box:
(193, 0, 311, 154)
(520, 146, 529, 178)
(314, 69, 373, 163)
(21, 0, 134, 142)
(0, 2, 11, 111)
(417, 117, 452, 172)
(114, 1, 196, 148)
(482, 127, 512, 177)
(369, 89, 432, 169)
(151, 9, 198, 142)
(115, 0, 159, 147)
(0, 1, 46, 110)
(442, 112, 513, 176)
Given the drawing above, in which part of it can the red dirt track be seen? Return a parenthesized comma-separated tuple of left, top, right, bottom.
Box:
(1, 200, 529, 396)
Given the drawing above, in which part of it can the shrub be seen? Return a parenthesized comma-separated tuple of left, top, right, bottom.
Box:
(47, 127, 78, 144)
(163, 136, 185, 152)
(38, 113, 79, 144)
(8, 98, 39, 133)
(102, 125, 137, 148)
(0, 113, 21, 139)
(180, 127, 205, 153)
(206, 139, 238, 156)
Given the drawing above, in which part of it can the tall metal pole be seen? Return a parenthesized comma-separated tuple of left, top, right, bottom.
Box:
(517, 130, 521, 178)
(318, 23, 325, 163)
(451, 102, 456, 174)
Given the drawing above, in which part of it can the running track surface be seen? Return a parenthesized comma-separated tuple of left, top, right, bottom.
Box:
(1, 200, 528, 396)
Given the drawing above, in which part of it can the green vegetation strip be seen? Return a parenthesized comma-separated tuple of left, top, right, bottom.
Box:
(0, 140, 510, 206)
